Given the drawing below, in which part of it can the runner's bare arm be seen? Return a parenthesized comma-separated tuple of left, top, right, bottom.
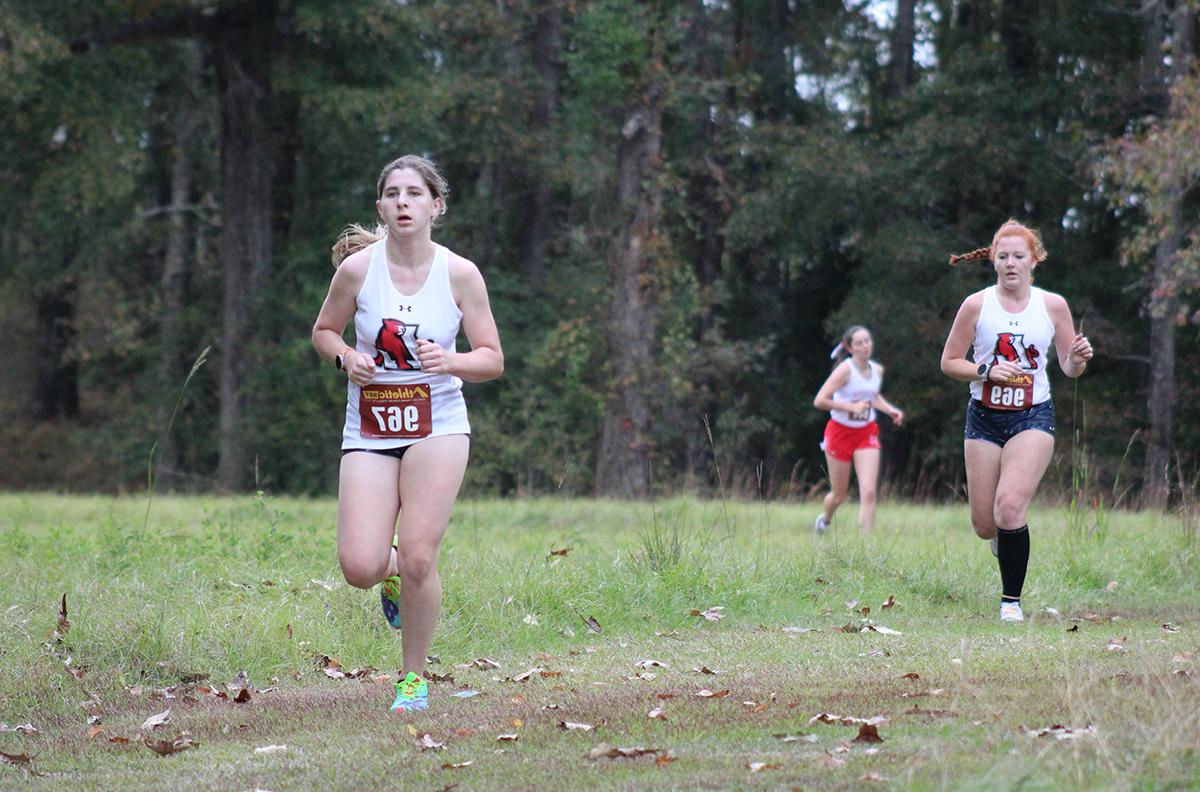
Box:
(426, 254, 503, 382)
(312, 251, 374, 386)
(813, 361, 864, 413)
(940, 292, 985, 382)
(1046, 292, 1092, 377)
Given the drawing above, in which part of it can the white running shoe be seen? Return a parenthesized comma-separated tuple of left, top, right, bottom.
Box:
(1000, 601, 1024, 623)
(814, 515, 829, 535)
(988, 537, 999, 557)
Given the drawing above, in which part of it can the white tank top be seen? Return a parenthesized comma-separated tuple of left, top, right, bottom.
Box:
(969, 285, 1055, 405)
(830, 360, 882, 428)
(342, 240, 470, 448)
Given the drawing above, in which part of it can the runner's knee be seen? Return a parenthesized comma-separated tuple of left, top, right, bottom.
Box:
(993, 491, 1028, 529)
(397, 548, 438, 584)
(340, 556, 387, 589)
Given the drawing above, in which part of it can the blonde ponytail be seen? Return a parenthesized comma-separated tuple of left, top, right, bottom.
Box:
(331, 223, 385, 267)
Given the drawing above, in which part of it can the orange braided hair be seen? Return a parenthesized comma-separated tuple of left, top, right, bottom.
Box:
(948, 219, 1048, 267)
(948, 246, 990, 267)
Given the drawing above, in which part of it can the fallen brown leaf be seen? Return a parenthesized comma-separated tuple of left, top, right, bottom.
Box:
(636, 659, 667, 670)
(441, 760, 474, 769)
(143, 734, 197, 756)
(692, 666, 719, 674)
(0, 749, 42, 776)
(695, 689, 730, 698)
(549, 546, 572, 557)
(748, 762, 781, 772)
(583, 615, 603, 633)
(902, 672, 920, 680)
(495, 733, 519, 742)
(881, 596, 896, 609)
(56, 593, 69, 640)
(853, 723, 884, 743)
(585, 743, 660, 760)
(87, 725, 104, 740)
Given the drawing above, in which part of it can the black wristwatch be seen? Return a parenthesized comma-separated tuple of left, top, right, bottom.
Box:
(976, 361, 991, 381)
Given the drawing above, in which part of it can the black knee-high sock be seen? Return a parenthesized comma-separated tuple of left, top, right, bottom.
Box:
(997, 525, 1030, 602)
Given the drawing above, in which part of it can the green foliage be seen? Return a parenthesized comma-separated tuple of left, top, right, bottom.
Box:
(0, 0, 1192, 502)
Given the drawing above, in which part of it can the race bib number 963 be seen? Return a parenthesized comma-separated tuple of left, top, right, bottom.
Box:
(982, 374, 1033, 411)
(359, 383, 432, 439)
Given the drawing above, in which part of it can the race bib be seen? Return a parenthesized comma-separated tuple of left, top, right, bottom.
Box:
(359, 383, 432, 439)
(982, 374, 1033, 411)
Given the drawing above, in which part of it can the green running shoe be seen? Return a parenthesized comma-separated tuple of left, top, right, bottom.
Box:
(380, 575, 402, 629)
(389, 671, 428, 712)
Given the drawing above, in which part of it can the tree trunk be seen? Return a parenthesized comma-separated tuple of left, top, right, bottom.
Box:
(595, 27, 668, 499)
(1142, 0, 1194, 509)
(734, 0, 798, 122)
(682, 0, 731, 486)
(31, 278, 80, 421)
(213, 0, 276, 492)
(156, 40, 203, 482)
(520, 0, 564, 280)
(999, 0, 1038, 82)
(885, 0, 917, 99)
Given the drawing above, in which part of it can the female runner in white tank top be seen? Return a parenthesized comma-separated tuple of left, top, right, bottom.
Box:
(812, 325, 905, 533)
(940, 219, 1093, 623)
(311, 155, 503, 712)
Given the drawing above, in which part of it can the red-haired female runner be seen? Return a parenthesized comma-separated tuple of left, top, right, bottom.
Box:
(940, 220, 1092, 622)
(813, 325, 905, 534)
(312, 155, 503, 710)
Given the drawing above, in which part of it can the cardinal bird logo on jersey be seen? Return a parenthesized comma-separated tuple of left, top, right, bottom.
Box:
(991, 332, 1039, 370)
(373, 319, 421, 370)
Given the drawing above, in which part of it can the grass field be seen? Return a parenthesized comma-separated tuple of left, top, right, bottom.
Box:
(0, 493, 1197, 790)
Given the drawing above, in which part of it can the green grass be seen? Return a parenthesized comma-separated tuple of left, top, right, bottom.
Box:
(0, 493, 1197, 790)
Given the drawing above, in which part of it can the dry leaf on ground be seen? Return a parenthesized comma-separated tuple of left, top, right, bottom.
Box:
(143, 734, 197, 756)
(853, 723, 884, 743)
(695, 689, 731, 698)
(1024, 724, 1098, 740)
(585, 743, 661, 760)
(442, 760, 474, 769)
(418, 734, 446, 751)
(254, 744, 288, 755)
(689, 606, 724, 621)
(748, 762, 781, 772)
(558, 721, 593, 731)
(141, 709, 171, 731)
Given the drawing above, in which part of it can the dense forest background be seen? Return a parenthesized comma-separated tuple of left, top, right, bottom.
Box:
(1, 0, 1197, 506)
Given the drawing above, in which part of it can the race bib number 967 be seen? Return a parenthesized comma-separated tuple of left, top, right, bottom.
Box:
(359, 383, 432, 439)
(982, 374, 1033, 411)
